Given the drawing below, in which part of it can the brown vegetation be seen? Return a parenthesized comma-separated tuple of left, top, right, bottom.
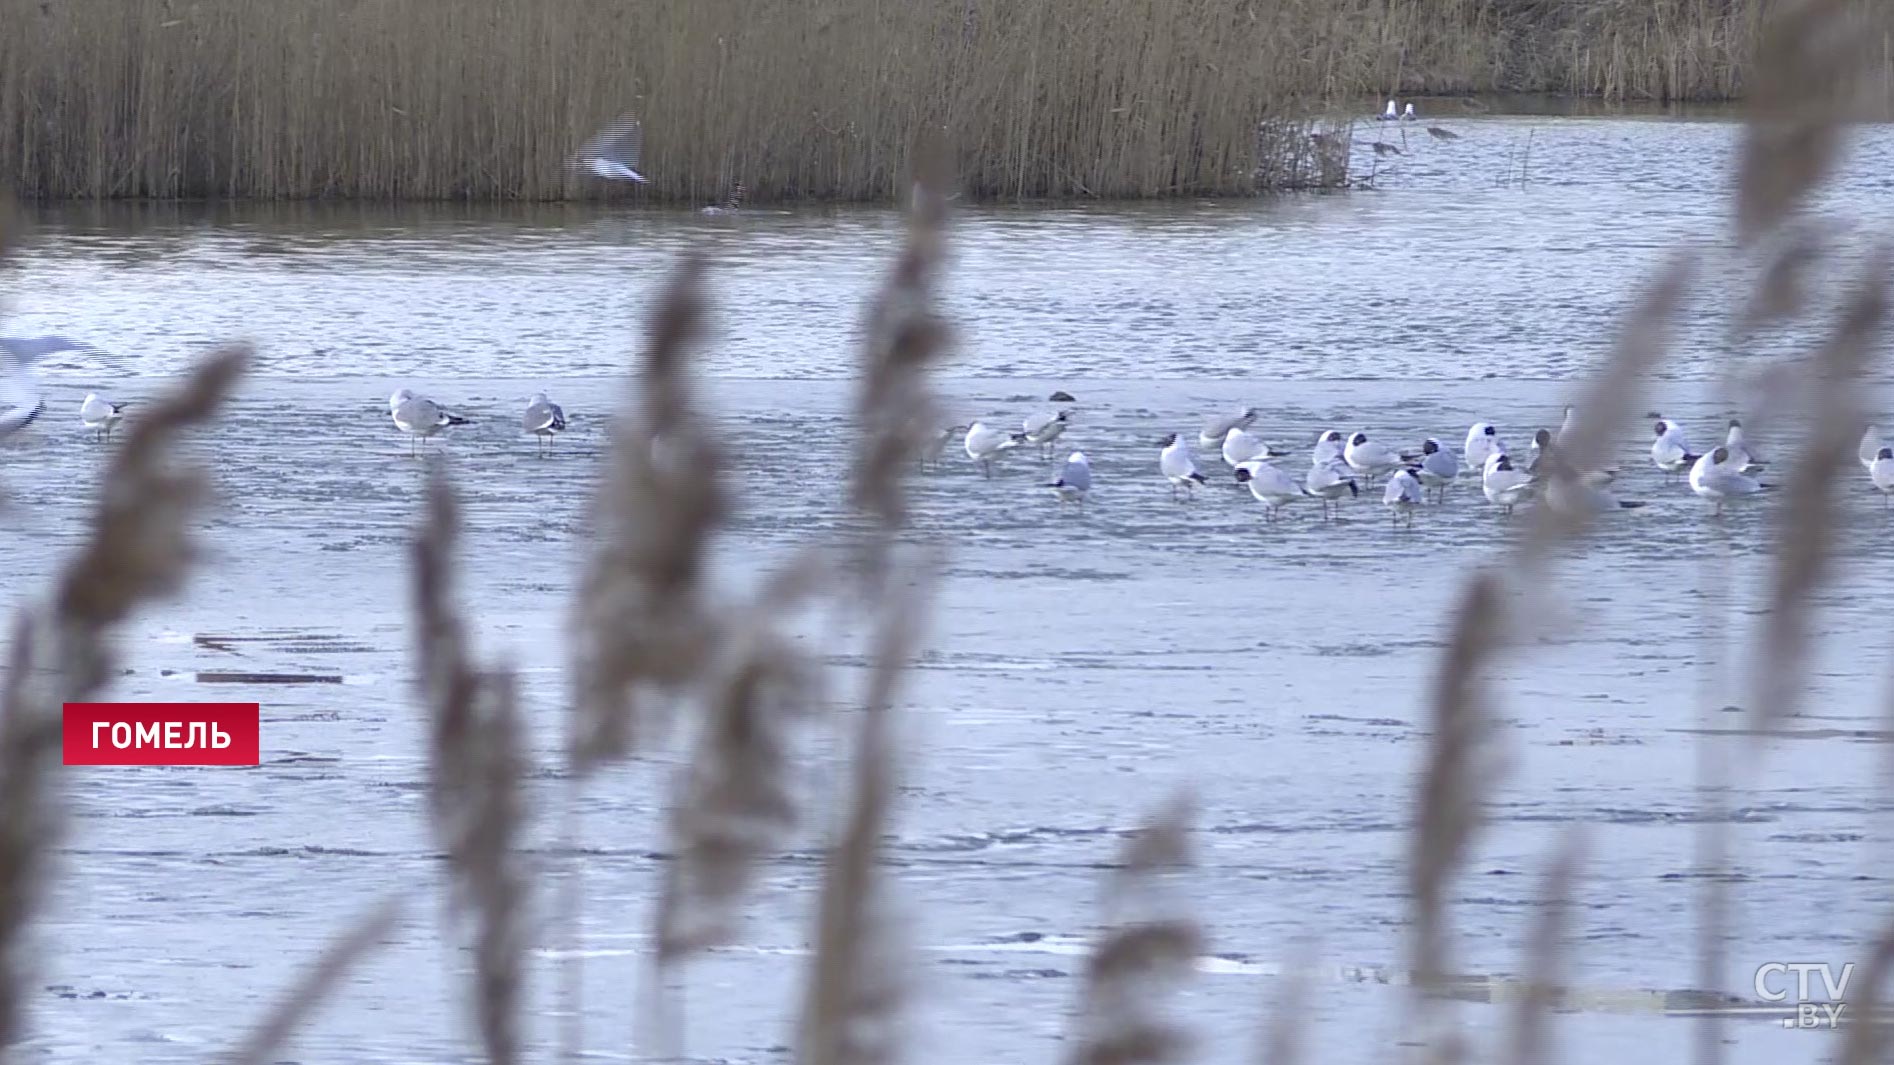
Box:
(3, 2, 1894, 1061)
(2, 0, 1886, 202)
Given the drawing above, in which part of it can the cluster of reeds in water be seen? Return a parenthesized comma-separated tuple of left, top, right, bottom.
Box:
(6, 1, 1894, 1061)
(1, 0, 1889, 202)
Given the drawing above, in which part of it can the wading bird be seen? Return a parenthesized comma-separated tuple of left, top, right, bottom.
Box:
(523, 392, 567, 455)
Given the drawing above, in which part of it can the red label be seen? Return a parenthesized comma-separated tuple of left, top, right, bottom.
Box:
(62, 703, 260, 766)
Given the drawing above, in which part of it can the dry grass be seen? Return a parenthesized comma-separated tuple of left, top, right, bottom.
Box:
(3, 2, 1893, 1062)
(9, 0, 1888, 202)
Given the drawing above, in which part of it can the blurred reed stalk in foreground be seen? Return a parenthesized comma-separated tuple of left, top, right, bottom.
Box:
(413, 466, 527, 1065)
(0, 341, 248, 1061)
(1061, 797, 1200, 1065)
(1401, 3, 1894, 1063)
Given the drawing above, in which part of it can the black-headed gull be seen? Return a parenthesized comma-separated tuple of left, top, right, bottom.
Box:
(1723, 419, 1764, 472)
(1378, 100, 1399, 121)
(574, 114, 647, 183)
(1527, 428, 1553, 476)
(1312, 429, 1346, 469)
(964, 422, 1024, 477)
(1416, 438, 1460, 502)
(1651, 419, 1698, 479)
(1220, 426, 1277, 466)
(1481, 454, 1535, 514)
(1383, 468, 1422, 527)
(1233, 460, 1303, 521)
(523, 392, 567, 455)
(919, 424, 957, 471)
(1050, 451, 1091, 506)
(1464, 423, 1506, 473)
(1862, 426, 1884, 474)
(390, 389, 470, 456)
(1871, 447, 1894, 508)
(79, 392, 126, 442)
(1545, 476, 1645, 517)
(1304, 460, 1359, 520)
(1160, 433, 1209, 500)
(1689, 447, 1766, 514)
(1554, 405, 1577, 446)
(1022, 409, 1071, 459)
(1344, 432, 1408, 483)
(1200, 407, 1259, 448)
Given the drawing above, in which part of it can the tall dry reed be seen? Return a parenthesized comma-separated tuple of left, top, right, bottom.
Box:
(18, 0, 1882, 203)
(0, 342, 248, 1060)
(413, 465, 527, 1065)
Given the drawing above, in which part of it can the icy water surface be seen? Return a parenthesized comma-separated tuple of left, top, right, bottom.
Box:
(8, 113, 1894, 384)
(4, 113, 1894, 1063)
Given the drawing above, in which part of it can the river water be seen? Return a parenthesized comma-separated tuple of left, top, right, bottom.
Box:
(4, 113, 1894, 1063)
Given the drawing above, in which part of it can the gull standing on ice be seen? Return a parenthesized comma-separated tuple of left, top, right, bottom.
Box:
(1049, 451, 1091, 507)
(1234, 461, 1304, 522)
(523, 392, 567, 455)
(1221, 425, 1276, 466)
(1481, 454, 1535, 515)
(1861, 426, 1885, 474)
(1527, 428, 1555, 476)
(1545, 474, 1646, 518)
(1160, 433, 1210, 500)
(1650, 419, 1698, 480)
(1304, 461, 1359, 520)
(1464, 423, 1506, 473)
(1200, 407, 1259, 448)
(1689, 447, 1766, 514)
(1554, 405, 1577, 446)
(80, 393, 126, 442)
(1344, 432, 1408, 484)
(918, 424, 956, 470)
(1722, 419, 1764, 472)
(963, 421, 1024, 478)
(1022, 409, 1071, 459)
(1416, 438, 1460, 502)
(574, 114, 648, 184)
(390, 389, 470, 456)
(1312, 429, 1347, 470)
(1384, 468, 1423, 527)
(1870, 447, 1894, 509)
(1379, 100, 1399, 121)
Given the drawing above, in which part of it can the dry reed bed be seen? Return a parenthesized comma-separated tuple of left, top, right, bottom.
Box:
(2, 0, 1890, 202)
(3, 3, 1894, 1063)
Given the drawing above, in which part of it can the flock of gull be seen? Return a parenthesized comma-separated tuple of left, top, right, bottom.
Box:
(937, 398, 1894, 525)
(20, 339, 1894, 524)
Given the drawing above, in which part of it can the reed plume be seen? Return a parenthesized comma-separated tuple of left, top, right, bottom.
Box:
(1062, 796, 1201, 1065)
(413, 464, 528, 1065)
(220, 897, 405, 1065)
(795, 567, 934, 1065)
(567, 255, 725, 774)
(1747, 252, 1886, 732)
(654, 558, 825, 965)
(1503, 832, 1586, 1065)
(0, 343, 246, 1058)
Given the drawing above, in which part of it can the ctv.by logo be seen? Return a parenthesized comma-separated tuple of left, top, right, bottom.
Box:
(1755, 963, 1852, 1029)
